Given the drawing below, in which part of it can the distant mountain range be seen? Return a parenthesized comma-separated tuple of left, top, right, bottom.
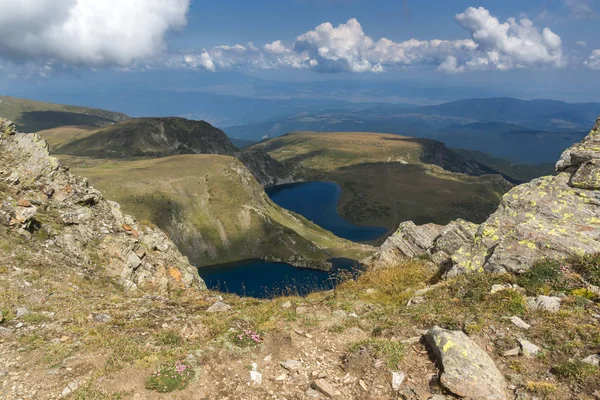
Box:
(225, 98, 598, 164)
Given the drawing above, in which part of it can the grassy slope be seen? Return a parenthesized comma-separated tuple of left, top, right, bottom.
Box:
(0, 95, 129, 132)
(57, 154, 372, 268)
(253, 131, 512, 229)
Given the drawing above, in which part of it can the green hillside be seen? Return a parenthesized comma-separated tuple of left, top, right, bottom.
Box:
(0, 95, 129, 132)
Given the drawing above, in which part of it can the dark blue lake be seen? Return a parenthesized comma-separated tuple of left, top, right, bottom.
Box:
(266, 181, 387, 242)
(198, 258, 362, 298)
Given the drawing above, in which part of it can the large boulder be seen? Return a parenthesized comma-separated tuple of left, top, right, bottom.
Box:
(426, 327, 509, 400)
(375, 221, 444, 266)
(447, 119, 600, 276)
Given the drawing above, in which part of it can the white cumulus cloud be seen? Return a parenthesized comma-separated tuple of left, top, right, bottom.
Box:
(0, 0, 190, 66)
(584, 49, 600, 69)
(175, 7, 565, 74)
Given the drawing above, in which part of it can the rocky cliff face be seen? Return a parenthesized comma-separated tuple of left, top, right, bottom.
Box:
(375, 117, 600, 275)
(237, 148, 302, 187)
(0, 118, 205, 292)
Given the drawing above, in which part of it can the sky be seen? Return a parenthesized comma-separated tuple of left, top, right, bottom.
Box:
(0, 0, 599, 102)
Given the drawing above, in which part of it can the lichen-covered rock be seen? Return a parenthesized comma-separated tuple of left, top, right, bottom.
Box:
(432, 219, 478, 255)
(374, 221, 443, 266)
(378, 117, 600, 276)
(570, 159, 600, 190)
(426, 326, 509, 400)
(556, 117, 600, 173)
(0, 120, 205, 292)
(373, 219, 476, 268)
(446, 119, 600, 276)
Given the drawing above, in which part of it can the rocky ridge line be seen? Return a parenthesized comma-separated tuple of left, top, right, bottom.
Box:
(0, 118, 205, 292)
(374, 117, 600, 275)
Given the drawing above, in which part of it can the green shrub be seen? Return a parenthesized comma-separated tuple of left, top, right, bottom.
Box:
(551, 360, 597, 382)
(517, 260, 575, 294)
(569, 254, 600, 287)
(146, 361, 194, 393)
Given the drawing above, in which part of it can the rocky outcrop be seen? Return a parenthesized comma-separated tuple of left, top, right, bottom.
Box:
(0, 118, 205, 292)
(373, 219, 476, 267)
(375, 221, 444, 266)
(426, 327, 509, 400)
(237, 148, 302, 187)
(376, 117, 600, 276)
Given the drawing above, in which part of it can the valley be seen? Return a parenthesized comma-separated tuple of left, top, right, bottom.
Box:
(252, 131, 512, 230)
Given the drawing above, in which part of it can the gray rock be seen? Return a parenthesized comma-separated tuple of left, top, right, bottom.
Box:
(502, 347, 520, 357)
(305, 388, 323, 398)
(392, 371, 405, 390)
(92, 314, 112, 323)
(312, 378, 336, 398)
(249, 363, 262, 385)
(426, 326, 509, 400)
(582, 354, 600, 366)
(375, 221, 444, 265)
(16, 307, 30, 319)
(518, 338, 540, 357)
(0, 327, 14, 336)
(280, 359, 302, 372)
(525, 296, 561, 313)
(206, 301, 231, 313)
(61, 206, 93, 224)
(15, 205, 37, 223)
(433, 219, 478, 255)
(126, 252, 142, 270)
(490, 284, 515, 294)
(448, 121, 600, 276)
(281, 301, 292, 309)
(60, 378, 82, 398)
(332, 310, 347, 318)
(508, 316, 531, 330)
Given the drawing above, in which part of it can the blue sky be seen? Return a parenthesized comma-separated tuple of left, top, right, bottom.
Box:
(179, 0, 596, 49)
(0, 0, 599, 102)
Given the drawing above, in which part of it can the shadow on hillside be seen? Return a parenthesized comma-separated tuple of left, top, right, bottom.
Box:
(18, 111, 114, 133)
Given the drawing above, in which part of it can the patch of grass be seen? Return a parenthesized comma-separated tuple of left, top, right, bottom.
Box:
(155, 330, 184, 347)
(0, 265, 8, 274)
(348, 339, 404, 369)
(526, 381, 558, 397)
(328, 325, 345, 333)
(74, 384, 124, 400)
(104, 337, 149, 372)
(571, 288, 597, 300)
(146, 361, 194, 393)
(569, 253, 600, 287)
(551, 360, 597, 382)
(43, 343, 74, 367)
(21, 312, 51, 324)
(517, 260, 576, 295)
